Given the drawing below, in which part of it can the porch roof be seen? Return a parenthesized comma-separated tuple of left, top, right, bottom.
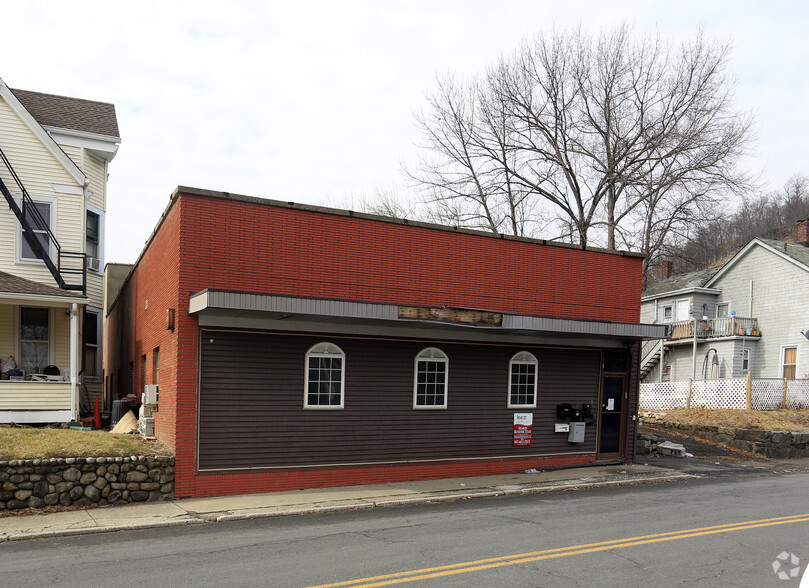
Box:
(0, 271, 88, 305)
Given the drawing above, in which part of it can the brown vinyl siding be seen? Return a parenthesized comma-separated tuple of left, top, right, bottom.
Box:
(197, 329, 603, 471)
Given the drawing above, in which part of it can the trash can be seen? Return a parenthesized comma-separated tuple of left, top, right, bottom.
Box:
(111, 399, 129, 426)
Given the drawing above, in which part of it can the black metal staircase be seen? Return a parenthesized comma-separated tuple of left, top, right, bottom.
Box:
(0, 146, 86, 293)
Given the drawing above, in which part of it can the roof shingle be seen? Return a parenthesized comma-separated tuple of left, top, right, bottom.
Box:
(0, 270, 84, 299)
(642, 267, 719, 297)
(758, 238, 809, 268)
(11, 88, 119, 138)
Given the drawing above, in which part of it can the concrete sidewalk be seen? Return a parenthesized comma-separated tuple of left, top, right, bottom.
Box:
(0, 464, 692, 542)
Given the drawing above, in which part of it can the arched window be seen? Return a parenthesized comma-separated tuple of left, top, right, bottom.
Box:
(508, 351, 538, 408)
(414, 347, 448, 409)
(304, 342, 345, 409)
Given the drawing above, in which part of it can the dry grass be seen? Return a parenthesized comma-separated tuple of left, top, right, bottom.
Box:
(661, 408, 809, 432)
(0, 426, 171, 460)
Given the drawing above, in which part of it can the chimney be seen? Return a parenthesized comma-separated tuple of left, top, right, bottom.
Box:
(798, 219, 809, 247)
(661, 260, 674, 279)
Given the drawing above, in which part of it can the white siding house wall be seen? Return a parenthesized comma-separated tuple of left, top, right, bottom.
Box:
(84, 150, 106, 211)
(711, 245, 809, 379)
(0, 97, 84, 287)
(640, 300, 657, 324)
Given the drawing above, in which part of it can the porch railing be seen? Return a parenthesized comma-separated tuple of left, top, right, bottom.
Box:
(668, 317, 759, 340)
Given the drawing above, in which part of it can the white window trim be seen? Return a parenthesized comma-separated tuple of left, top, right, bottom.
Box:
(83, 306, 102, 381)
(716, 302, 730, 318)
(413, 347, 448, 409)
(507, 351, 538, 408)
(661, 304, 673, 323)
(85, 204, 105, 274)
(780, 345, 799, 379)
(16, 195, 56, 265)
(15, 305, 54, 375)
(741, 348, 750, 374)
(304, 342, 345, 409)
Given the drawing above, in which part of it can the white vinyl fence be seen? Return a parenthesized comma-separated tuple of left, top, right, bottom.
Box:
(640, 378, 809, 411)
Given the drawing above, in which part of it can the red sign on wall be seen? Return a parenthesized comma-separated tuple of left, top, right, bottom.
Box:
(513, 413, 533, 447)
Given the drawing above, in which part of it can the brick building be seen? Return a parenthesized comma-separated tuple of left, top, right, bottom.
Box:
(104, 187, 663, 498)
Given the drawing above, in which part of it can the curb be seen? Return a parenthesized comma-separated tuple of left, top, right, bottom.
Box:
(0, 471, 697, 542)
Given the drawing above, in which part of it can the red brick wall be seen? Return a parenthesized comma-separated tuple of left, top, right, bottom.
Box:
(798, 219, 809, 246)
(177, 192, 642, 323)
(105, 201, 182, 452)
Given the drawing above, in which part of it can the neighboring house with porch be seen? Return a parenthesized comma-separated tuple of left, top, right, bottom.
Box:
(0, 78, 120, 423)
(641, 222, 809, 385)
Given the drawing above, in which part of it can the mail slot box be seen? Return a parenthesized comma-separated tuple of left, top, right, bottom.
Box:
(568, 421, 585, 443)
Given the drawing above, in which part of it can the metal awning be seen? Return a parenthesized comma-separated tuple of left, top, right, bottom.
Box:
(189, 289, 666, 347)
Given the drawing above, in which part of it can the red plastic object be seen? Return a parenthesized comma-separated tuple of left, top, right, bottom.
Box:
(94, 397, 101, 429)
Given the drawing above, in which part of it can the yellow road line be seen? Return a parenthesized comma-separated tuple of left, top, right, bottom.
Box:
(307, 513, 809, 588)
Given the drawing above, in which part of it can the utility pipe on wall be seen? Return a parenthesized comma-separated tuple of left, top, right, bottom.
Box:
(69, 303, 78, 422)
(749, 280, 754, 317)
(692, 317, 698, 381)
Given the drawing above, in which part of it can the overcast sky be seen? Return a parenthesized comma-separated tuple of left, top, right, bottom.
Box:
(2, 1, 807, 263)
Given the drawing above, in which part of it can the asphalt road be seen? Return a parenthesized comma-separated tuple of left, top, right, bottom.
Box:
(2, 467, 808, 587)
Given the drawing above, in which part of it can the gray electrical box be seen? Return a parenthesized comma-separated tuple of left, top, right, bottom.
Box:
(138, 416, 155, 438)
(568, 421, 585, 443)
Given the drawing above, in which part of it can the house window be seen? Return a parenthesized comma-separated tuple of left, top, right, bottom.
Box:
(304, 342, 345, 408)
(716, 303, 729, 318)
(741, 349, 750, 373)
(141, 354, 147, 394)
(86, 210, 100, 265)
(414, 347, 448, 409)
(83, 310, 99, 377)
(508, 351, 537, 408)
(152, 347, 160, 386)
(20, 200, 51, 260)
(19, 307, 49, 374)
(662, 305, 673, 322)
(782, 347, 797, 380)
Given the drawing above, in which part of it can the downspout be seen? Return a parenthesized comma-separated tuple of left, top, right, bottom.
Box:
(691, 317, 698, 381)
(749, 280, 753, 317)
(70, 302, 79, 422)
(658, 339, 664, 383)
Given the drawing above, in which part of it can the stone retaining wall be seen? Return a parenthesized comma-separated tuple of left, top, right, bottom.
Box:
(640, 413, 809, 458)
(0, 455, 174, 511)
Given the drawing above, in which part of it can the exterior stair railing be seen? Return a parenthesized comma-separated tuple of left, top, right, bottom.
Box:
(0, 146, 85, 293)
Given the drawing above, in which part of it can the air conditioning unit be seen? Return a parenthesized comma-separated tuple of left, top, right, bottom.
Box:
(143, 384, 159, 406)
(85, 257, 100, 272)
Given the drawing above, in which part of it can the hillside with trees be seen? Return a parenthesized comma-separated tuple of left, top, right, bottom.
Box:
(651, 175, 809, 284)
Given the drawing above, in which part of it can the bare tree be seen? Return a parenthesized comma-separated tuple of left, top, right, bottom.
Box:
(410, 25, 754, 262)
(409, 72, 546, 237)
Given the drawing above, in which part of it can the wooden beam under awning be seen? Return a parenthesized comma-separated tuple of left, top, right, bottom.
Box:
(398, 305, 503, 327)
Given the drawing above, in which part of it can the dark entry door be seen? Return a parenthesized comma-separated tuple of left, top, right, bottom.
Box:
(598, 375, 625, 458)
